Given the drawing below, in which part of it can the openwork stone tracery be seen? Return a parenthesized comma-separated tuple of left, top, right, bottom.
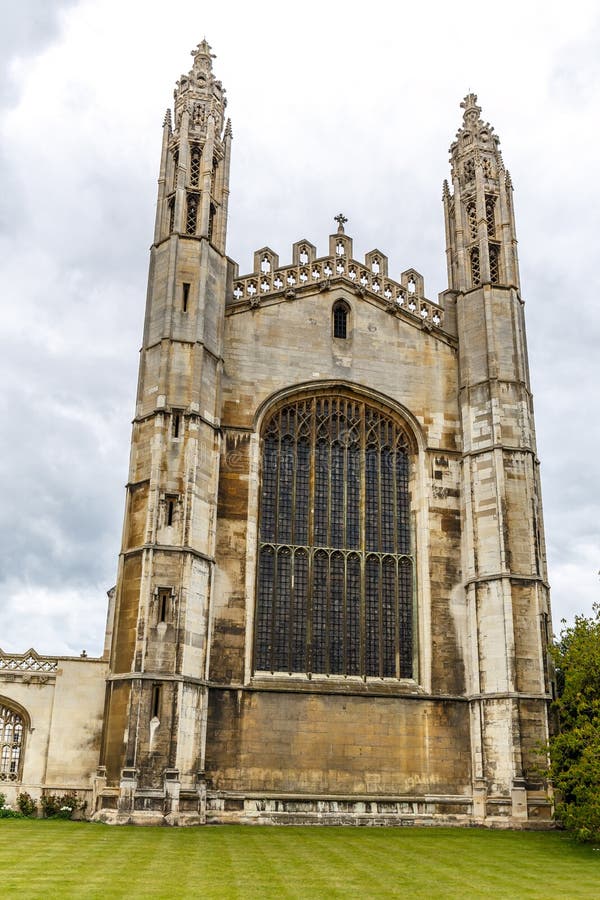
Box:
(254, 394, 414, 679)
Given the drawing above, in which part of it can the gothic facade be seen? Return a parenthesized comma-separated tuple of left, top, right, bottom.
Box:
(0, 42, 554, 827)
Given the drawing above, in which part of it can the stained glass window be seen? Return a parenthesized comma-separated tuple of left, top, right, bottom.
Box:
(255, 395, 414, 679)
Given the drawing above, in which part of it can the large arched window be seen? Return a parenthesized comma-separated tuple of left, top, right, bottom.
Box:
(254, 393, 414, 679)
(0, 702, 25, 782)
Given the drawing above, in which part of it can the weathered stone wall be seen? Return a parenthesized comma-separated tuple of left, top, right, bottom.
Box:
(205, 274, 468, 799)
(0, 653, 106, 808)
(206, 688, 471, 796)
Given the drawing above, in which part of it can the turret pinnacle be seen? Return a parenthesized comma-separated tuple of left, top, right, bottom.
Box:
(443, 94, 520, 293)
(172, 38, 227, 138)
(450, 92, 500, 164)
(192, 38, 216, 68)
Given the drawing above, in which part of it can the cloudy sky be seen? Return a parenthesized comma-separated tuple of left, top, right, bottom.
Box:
(1, 0, 599, 656)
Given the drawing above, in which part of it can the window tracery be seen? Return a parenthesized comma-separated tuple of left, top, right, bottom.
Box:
(0, 704, 24, 782)
(254, 395, 414, 679)
(467, 202, 478, 241)
(485, 195, 496, 237)
(489, 244, 500, 284)
(464, 159, 475, 181)
(471, 247, 481, 286)
(186, 193, 198, 235)
(189, 145, 201, 187)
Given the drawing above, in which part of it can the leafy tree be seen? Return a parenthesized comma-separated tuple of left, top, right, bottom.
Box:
(549, 604, 600, 841)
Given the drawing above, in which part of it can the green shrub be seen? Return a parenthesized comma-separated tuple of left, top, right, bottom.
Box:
(41, 791, 84, 819)
(550, 605, 600, 842)
(16, 792, 37, 817)
(0, 792, 6, 809)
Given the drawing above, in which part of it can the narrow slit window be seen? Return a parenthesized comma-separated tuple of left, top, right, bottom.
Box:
(158, 590, 169, 623)
(333, 302, 349, 339)
(166, 498, 176, 526)
(172, 150, 179, 191)
(172, 412, 181, 439)
(182, 282, 190, 312)
(151, 685, 161, 719)
(208, 203, 216, 242)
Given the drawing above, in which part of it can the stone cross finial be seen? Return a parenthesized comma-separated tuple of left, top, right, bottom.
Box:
(460, 92, 482, 125)
(334, 213, 348, 234)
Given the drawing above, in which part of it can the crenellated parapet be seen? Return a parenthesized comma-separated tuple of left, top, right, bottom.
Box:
(229, 231, 446, 332)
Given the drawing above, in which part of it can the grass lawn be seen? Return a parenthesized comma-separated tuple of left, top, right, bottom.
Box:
(1, 821, 599, 899)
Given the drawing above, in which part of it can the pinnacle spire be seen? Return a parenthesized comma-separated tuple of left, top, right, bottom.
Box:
(192, 38, 216, 69)
(450, 91, 500, 163)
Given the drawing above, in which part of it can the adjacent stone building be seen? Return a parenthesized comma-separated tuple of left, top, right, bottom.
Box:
(1, 41, 554, 826)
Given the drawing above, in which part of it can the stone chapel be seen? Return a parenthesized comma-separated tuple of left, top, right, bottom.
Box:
(0, 41, 555, 827)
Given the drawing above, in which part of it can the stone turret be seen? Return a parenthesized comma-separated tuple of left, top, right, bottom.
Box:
(445, 95, 553, 822)
(96, 42, 231, 824)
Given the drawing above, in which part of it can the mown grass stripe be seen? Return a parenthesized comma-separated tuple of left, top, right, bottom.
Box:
(1, 821, 598, 899)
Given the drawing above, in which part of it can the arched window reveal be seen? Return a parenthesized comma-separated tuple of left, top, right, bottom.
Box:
(0, 704, 25, 782)
(255, 395, 414, 679)
(333, 302, 349, 339)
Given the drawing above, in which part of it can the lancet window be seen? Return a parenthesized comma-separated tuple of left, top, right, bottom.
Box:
(172, 150, 179, 192)
(190, 145, 201, 187)
(0, 703, 24, 782)
(185, 193, 198, 235)
(489, 244, 500, 284)
(467, 202, 478, 241)
(254, 395, 414, 680)
(333, 301, 349, 339)
(470, 247, 481, 286)
(485, 195, 496, 237)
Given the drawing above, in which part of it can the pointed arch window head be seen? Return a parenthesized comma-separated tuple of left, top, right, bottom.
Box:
(254, 394, 415, 680)
(0, 703, 25, 782)
(333, 301, 349, 339)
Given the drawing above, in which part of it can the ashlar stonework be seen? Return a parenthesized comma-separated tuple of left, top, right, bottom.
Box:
(0, 43, 554, 827)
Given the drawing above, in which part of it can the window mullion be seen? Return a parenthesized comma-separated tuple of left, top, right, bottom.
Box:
(359, 402, 366, 676)
(306, 398, 317, 669)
